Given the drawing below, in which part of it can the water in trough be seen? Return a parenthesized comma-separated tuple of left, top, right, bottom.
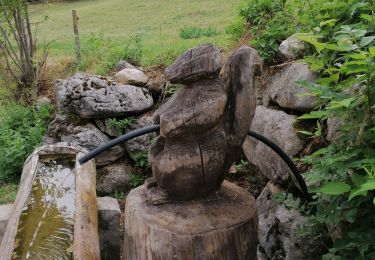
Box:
(12, 158, 76, 259)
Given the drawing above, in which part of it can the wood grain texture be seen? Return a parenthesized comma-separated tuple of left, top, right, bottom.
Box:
(0, 145, 100, 260)
(124, 181, 258, 260)
(73, 151, 100, 260)
(149, 46, 261, 201)
(165, 43, 223, 84)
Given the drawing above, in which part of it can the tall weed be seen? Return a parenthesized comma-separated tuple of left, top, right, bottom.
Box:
(0, 102, 52, 182)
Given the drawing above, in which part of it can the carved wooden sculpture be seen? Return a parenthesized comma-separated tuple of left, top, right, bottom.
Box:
(149, 43, 261, 201)
(124, 44, 261, 260)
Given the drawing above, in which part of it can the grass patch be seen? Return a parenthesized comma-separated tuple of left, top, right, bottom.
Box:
(0, 183, 18, 204)
(29, 0, 241, 67)
(179, 26, 219, 39)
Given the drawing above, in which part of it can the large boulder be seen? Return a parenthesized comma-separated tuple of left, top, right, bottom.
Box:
(96, 162, 132, 195)
(165, 43, 223, 84)
(257, 182, 324, 259)
(243, 106, 304, 186)
(278, 35, 305, 60)
(55, 74, 154, 119)
(114, 68, 149, 86)
(61, 124, 124, 166)
(263, 63, 317, 112)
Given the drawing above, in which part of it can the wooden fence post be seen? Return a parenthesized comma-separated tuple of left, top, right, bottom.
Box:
(72, 10, 81, 62)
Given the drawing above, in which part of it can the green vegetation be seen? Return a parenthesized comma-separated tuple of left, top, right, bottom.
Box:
(180, 26, 219, 39)
(29, 0, 241, 67)
(129, 173, 144, 188)
(0, 102, 53, 182)
(134, 149, 149, 169)
(111, 190, 127, 200)
(0, 183, 18, 204)
(232, 0, 297, 62)
(236, 0, 375, 258)
(107, 117, 136, 133)
(78, 33, 143, 75)
(296, 2, 375, 258)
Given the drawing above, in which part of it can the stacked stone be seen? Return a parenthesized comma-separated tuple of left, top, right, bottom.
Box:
(242, 36, 327, 258)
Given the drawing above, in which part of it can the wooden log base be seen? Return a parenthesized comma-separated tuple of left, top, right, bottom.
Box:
(124, 181, 258, 260)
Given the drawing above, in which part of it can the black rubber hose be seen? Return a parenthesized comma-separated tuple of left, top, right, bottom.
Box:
(78, 124, 160, 165)
(248, 130, 311, 202)
(78, 124, 311, 202)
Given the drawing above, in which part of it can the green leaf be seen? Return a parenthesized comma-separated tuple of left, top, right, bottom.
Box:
(360, 36, 375, 47)
(298, 111, 328, 120)
(320, 19, 337, 27)
(349, 188, 368, 201)
(319, 182, 351, 195)
(348, 52, 367, 59)
(369, 47, 375, 57)
(360, 179, 375, 190)
(329, 97, 356, 109)
(373, 197, 375, 206)
(297, 130, 313, 136)
(351, 174, 365, 187)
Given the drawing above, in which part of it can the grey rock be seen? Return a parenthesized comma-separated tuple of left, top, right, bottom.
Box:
(243, 106, 304, 186)
(327, 117, 343, 143)
(165, 43, 223, 84)
(114, 60, 136, 71)
(257, 182, 324, 259)
(35, 96, 51, 108)
(46, 113, 69, 140)
(96, 163, 132, 195)
(124, 113, 156, 162)
(0, 204, 13, 244)
(114, 68, 149, 86)
(41, 135, 57, 145)
(97, 197, 121, 260)
(263, 63, 317, 112)
(55, 73, 154, 119)
(61, 123, 124, 166)
(278, 35, 305, 60)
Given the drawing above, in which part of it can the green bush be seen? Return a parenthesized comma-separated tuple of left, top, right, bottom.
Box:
(0, 102, 52, 182)
(179, 26, 219, 39)
(296, 1, 375, 258)
(234, 0, 375, 257)
(79, 33, 143, 74)
(232, 0, 300, 63)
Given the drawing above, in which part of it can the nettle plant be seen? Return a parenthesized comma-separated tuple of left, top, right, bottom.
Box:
(293, 1, 375, 258)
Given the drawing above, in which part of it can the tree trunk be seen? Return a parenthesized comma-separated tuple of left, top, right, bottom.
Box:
(124, 181, 258, 260)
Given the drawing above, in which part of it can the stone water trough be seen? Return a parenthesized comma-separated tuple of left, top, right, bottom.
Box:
(0, 144, 100, 260)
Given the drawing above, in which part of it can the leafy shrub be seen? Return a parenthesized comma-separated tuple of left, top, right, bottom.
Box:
(179, 26, 219, 39)
(79, 33, 143, 74)
(280, 0, 375, 258)
(0, 102, 52, 182)
(232, 0, 299, 62)
(234, 0, 375, 257)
